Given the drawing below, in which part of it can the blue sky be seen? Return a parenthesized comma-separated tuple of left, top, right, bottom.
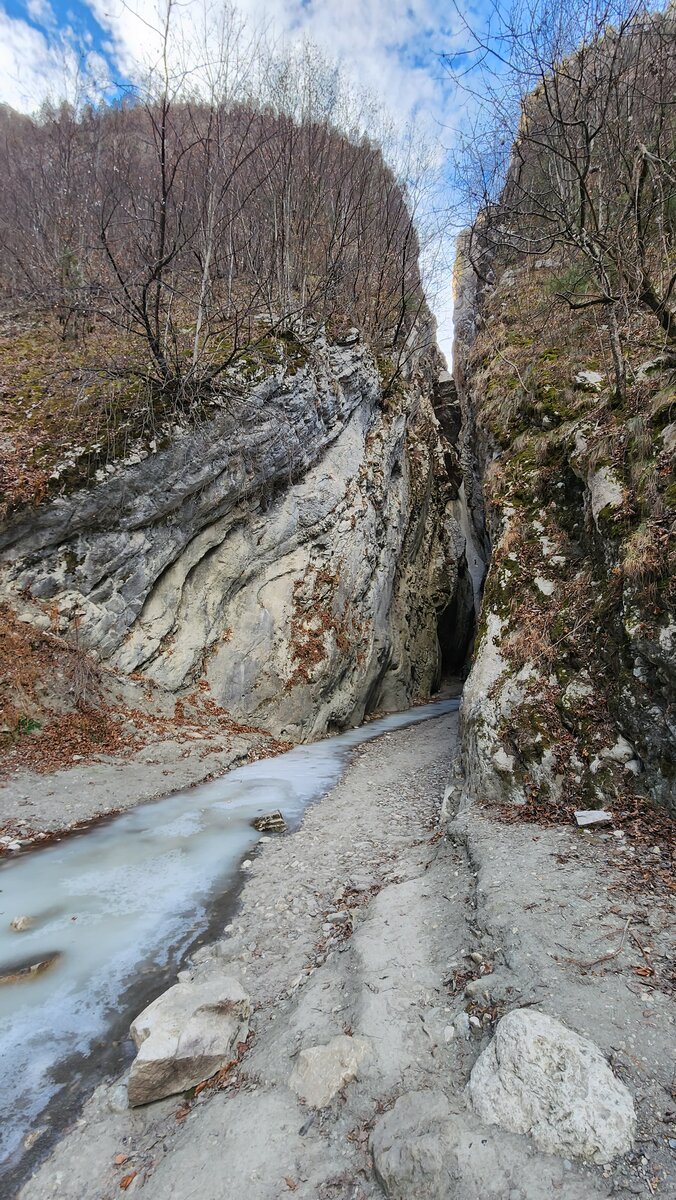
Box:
(0, 0, 476, 356)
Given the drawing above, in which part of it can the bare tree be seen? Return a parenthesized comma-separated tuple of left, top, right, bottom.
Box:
(445, 0, 676, 395)
(0, 3, 438, 409)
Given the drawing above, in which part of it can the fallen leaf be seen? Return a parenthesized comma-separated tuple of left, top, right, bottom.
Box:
(634, 966, 654, 977)
(113, 1153, 128, 1166)
(175, 1105, 191, 1121)
(120, 1172, 137, 1190)
(284, 1179, 298, 1192)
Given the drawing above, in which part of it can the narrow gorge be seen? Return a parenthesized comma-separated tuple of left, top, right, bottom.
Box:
(0, 6, 674, 1199)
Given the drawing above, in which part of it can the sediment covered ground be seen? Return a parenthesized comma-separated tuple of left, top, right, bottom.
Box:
(16, 709, 675, 1200)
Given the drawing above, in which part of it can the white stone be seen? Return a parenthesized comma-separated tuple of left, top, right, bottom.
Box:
(534, 576, 556, 596)
(562, 679, 594, 708)
(10, 915, 34, 932)
(289, 1034, 369, 1108)
(574, 428, 589, 455)
(589, 467, 624, 526)
(661, 423, 676, 454)
(574, 809, 613, 827)
(574, 369, 604, 392)
(127, 977, 250, 1106)
(467, 1008, 635, 1163)
(601, 736, 635, 764)
(491, 747, 514, 773)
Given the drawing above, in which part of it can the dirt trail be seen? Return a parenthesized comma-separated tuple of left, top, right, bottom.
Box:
(16, 711, 675, 1200)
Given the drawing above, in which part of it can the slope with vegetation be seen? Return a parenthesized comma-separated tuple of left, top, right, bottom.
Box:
(452, 0, 675, 822)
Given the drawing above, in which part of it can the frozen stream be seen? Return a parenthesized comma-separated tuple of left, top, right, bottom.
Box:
(0, 698, 459, 1177)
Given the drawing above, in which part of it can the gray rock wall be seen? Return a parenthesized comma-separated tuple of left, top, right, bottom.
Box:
(0, 337, 473, 741)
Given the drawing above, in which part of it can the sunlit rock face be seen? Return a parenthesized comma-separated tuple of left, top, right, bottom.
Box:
(0, 336, 475, 741)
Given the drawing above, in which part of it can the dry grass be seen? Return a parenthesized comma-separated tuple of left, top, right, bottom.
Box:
(621, 521, 669, 582)
(503, 617, 558, 670)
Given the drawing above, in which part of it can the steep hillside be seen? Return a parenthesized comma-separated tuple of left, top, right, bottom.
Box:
(456, 234, 675, 825)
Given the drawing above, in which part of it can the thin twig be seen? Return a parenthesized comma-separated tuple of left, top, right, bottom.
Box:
(560, 917, 631, 970)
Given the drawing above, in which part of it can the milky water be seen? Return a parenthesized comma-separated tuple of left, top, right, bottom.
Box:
(0, 698, 459, 1174)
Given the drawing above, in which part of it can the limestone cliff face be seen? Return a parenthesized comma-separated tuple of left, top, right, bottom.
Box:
(0, 336, 471, 742)
(455, 237, 675, 815)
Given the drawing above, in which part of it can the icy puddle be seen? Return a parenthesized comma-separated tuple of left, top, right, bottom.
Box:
(0, 698, 459, 1174)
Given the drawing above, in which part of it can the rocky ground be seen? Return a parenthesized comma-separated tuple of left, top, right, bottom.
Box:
(0, 727, 267, 847)
(14, 709, 675, 1200)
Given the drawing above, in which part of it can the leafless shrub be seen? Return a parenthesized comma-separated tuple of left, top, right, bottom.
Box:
(64, 620, 102, 709)
(446, 0, 676, 397)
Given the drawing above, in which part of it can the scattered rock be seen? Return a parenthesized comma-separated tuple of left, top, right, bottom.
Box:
(534, 576, 556, 596)
(325, 911, 349, 925)
(288, 1034, 369, 1108)
(491, 747, 514, 773)
(127, 977, 250, 1106)
(574, 369, 604, 392)
(334, 327, 360, 346)
(561, 678, 594, 708)
(453, 1012, 471, 1039)
(574, 809, 613, 827)
(371, 1091, 457, 1200)
(252, 811, 287, 832)
(0, 951, 61, 985)
(467, 1008, 635, 1163)
(589, 466, 624, 526)
(661, 422, 676, 454)
(10, 915, 34, 932)
(23, 1127, 46, 1151)
(601, 736, 635, 764)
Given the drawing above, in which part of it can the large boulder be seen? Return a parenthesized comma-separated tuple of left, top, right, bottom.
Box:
(467, 1008, 635, 1163)
(371, 1091, 458, 1200)
(289, 1034, 369, 1108)
(127, 977, 250, 1106)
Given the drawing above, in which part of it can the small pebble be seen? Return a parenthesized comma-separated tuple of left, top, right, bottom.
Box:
(10, 915, 34, 932)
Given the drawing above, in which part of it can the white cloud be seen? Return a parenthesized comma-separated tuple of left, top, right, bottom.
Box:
(0, 9, 112, 111)
(25, 0, 57, 27)
(0, 12, 68, 110)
